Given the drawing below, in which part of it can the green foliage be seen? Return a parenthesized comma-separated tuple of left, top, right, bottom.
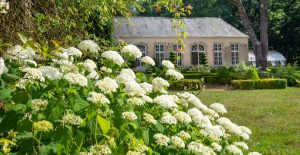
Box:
(199, 52, 208, 67)
(269, 66, 300, 86)
(232, 79, 287, 90)
(216, 67, 231, 83)
(169, 79, 203, 91)
(188, 65, 210, 73)
(245, 68, 260, 80)
(169, 51, 177, 66)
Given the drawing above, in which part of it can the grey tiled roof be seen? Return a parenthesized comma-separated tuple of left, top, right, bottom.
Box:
(114, 17, 249, 38)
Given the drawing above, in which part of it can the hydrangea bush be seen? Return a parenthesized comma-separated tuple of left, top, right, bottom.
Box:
(0, 39, 260, 155)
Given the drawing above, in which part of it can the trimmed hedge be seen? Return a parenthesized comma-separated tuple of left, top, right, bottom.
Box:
(232, 79, 287, 90)
(169, 79, 203, 91)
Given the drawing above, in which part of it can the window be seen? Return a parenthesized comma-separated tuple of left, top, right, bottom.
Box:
(213, 43, 222, 66)
(173, 44, 183, 66)
(136, 44, 146, 67)
(155, 44, 165, 65)
(191, 44, 205, 65)
(231, 44, 239, 65)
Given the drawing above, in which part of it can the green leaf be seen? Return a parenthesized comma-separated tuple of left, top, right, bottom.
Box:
(0, 88, 13, 100)
(142, 130, 149, 145)
(154, 123, 164, 133)
(96, 115, 110, 134)
(72, 98, 89, 112)
(17, 33, 28, 43)
(12, 91, 29, 103)
(10, 104, 27, 113)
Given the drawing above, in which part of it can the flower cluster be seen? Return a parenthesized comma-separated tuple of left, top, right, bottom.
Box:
(33, 120, 53, 132)
(101, 51, 124, 66)
(141, 56, 155, 66)
(121, 44, 142, 59)
(62, 113, 83, 126)
(31, 99, 48, 113)
(122, 111, 138, 121)
(166, 69, 184, 80)
(63, 73, 88, 86)
(0, 57, 8, 76)
(88, 144, 111, 155)
(0, 0, 9, 14)
(78, 40, 100, 54)
(162, 60, 175, 69)
(87, 92, 110, 106)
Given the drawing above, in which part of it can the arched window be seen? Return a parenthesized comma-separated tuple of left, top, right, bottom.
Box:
(136, 44, 146, 67)
(191, 44, 205, 65)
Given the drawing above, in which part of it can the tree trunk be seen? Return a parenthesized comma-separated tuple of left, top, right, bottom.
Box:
(231, 0, 268, 70)
(259, 0, 268, 70)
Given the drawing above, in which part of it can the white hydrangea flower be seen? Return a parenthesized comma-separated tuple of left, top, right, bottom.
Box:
(100, 66, 112, 73)
(120, 68, 136, 79)
(211, 142, 222, 152)
(187, 108, 203, 118)
(141, 56, 155, 66)
(248, 152, 262, 155)
(201, 125, 225, 142)
(226, 145, 243, 155)
(0, 57, 8, 76)
(174, 111, 192, 124)
(152, 77, 170, 93)
(234, 141, 249, 150)
(87, 92, 110, 106)
(6, 45, 36, 60)
(0, 0, 9, 14)
(187, 141, 216, 155)
(141, 95, 153, 103)
(121, 44, 142, 59)
(217, 117, 243, 137)
(101, 51, 124, 66)
(63, 73, 88, 87)
(95, 77, 118, 94)
(21, 67, 45, 82)
(127, 97, 145, 106)
(166, 69, 184, 80)
(87, 70, 99, 80)
(31, 99, 48, 113)
(153, 95, 178, 109)
(89, 144, 111, 155)
(177, 131, 191, 140)
(177, 92, 207, 110)
(143, 113, 157, 124)
(203, 108, 219, 119)
(38, 66, 63, 80)
(135, 144, 148, 153)
(126, 150, 141, 155)
(171, 136, 185, 148)
(78, 40, 100, 54)
(160, 112, 177, 125)
(140, 82, 153, 93)
(66, 47, 82, 57)
(122, 111, 138, 121)
(62, 113, 83, 126)
(54, 48, 69, 60)
(153, 133, 170, 146)
(124, 81, 145, 96)
(193, 115, 212, 128)
(83, 59, 97, 71)
(240, 126, 252, 135)
(210, 103, 227, 114)
(115, 72, 136, 84)
(162, 60, 175, 69)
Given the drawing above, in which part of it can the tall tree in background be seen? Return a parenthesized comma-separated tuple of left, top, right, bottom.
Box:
(230, 0, 269, 70)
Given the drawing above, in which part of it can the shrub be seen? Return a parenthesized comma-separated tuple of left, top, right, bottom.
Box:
(169, 79, 203, 91)
(232, 79, 287, 90)
(245, 68, 259, 80)
(0, 40, 259, 154)
(216, 67, 231, 83)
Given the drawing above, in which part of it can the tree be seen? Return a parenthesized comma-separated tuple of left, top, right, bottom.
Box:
(230, 0, 269, 70)
(199, 52, 208, 67)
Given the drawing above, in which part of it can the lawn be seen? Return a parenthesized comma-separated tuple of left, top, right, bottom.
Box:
(197, 88, 300, 154)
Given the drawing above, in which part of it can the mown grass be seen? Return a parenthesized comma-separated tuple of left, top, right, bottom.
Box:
(197, 88, 300, 154)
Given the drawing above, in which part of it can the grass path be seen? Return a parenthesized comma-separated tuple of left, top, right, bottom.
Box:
(197, 88, 300, 154)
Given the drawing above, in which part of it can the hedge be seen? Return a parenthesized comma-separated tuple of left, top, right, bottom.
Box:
(232, 79, 287, 90)
(169, 79, 203, 91)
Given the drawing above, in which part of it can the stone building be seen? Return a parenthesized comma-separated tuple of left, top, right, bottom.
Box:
(114, 17, 249, 68)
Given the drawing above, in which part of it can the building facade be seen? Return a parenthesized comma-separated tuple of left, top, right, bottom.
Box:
(114, 17, 249, 68)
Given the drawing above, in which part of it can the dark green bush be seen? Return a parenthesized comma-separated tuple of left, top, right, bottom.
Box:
(269, 66, 300, 86)
(232, 79, 287, 90)
(245, 68, 259, 80)
(169, 79, 203, 91)
(216, 67, 231, 83)
(183, 73, 216, 79)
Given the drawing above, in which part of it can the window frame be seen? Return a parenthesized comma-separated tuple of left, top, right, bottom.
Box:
(191, 43, 205, 65)
(136, 44, 147, 67)
(231, 43, 239, 65)
(213, 43, 222, 66)
(173, 44, 183, 66)
(155, 44, 165, 66)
